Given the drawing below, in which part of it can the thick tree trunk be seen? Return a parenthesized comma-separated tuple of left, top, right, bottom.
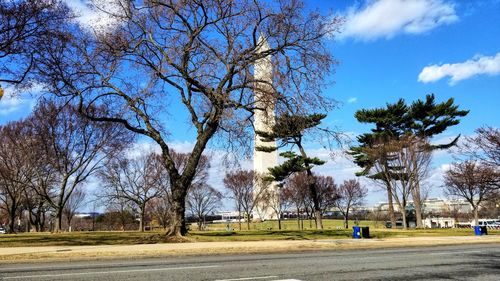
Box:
(314, 210, 323, 229)
(54, 209, 63, 233)
(8, 204, 16, 233)
(165, 183, 188, 236)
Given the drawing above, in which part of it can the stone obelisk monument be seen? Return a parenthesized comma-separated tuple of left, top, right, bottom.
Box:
(253, 36, 279, 220)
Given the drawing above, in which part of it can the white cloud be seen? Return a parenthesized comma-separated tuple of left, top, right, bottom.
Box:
(0, 84, 42, 117)
(63, 0, 125, 33)
(418, 53, 500, 85)
(347, 97, 358, 104)
(337, 0, 458, 41)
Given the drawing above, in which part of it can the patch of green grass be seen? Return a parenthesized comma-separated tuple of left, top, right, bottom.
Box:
(189, 228, 500, 242)
(0, 219, 498, 247)
(204, 219, 381, 231)
(0, 231, 164, 247)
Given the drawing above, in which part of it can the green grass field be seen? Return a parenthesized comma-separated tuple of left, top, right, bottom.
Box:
(0, 219, 497, 247)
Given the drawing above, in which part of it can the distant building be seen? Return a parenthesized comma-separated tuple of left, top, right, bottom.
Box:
(373, 198, 473, 214)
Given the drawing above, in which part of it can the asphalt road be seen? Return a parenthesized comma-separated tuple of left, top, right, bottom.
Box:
(1, 244, 499, 281)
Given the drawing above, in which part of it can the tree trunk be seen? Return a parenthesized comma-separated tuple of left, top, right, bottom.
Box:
(54, 209, 63, 233)
(8, 204, 16, 233)
(139, 207, 145, 232)
(412, 182, 423, 228)
(165, 183, 187, 236)
(314, 210, 323, 230)
(386, 186, 397, 228)
(299, 145, 323, 230)
(344, 211, 349, 229)
(246, 211, 251, 230)
(278, 215, 282, 230)
(67, 217, 72, 232)
(238, 208, 242, 231)
(296, 207, 300, 230)
(473, 207, 479, 226)
(401, 209, 408, 230)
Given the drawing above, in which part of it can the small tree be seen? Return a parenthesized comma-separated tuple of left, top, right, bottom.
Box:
(444, 161, 498, 225)
(334, 179, 367, 229)
(99, 153, 164, 232)
(149, 195, 173, 230)
(224, 170, 268, 230)
(282, 172, 310, 230)
(314, 175, 339, 216)
(187, 183, 222, 231)
(256, 113, 332, 229)
(62, 186, 86, 232)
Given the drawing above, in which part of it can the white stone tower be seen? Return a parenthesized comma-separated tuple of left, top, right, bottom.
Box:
(253, 35, 279, 221)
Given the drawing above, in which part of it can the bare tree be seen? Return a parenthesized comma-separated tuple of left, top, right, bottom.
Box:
(0, 122, 30, 233)
(314, 175, 339, 216)
(224, 170, 268, 230)
(460, 126, 500, 168)
(149, 195, 173, 230)
(444, 160, 498, 225)
(187, 183, 222, 231)
(261, 183, 294, 230)
(99, 152, 165, 231)
(459, 126, 500, 192)
(37, 0, 340, 236)
(282, 172, 310, 230)
(30, 100, 129, 232)
(361, 135, 431, 229)
(334, 179, 368, 229)
(62, 186, 86, 231)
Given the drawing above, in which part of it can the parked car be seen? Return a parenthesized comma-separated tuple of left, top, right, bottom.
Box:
(0, 227, 6, 234)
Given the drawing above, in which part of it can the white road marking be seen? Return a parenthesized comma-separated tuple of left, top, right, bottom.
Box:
(2, 265, 220, 279)
(429, 250, 483, 255)
(214, 276, 278, 281)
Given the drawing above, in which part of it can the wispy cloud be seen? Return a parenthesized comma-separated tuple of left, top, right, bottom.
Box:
(418, 53, 500, 85)
(347, 97, 358, 104)
(63, 0, 125, 33)
(337, 0, 458, 41)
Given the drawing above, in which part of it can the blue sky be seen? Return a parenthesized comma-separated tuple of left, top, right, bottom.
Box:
(1, 0, 499, 207)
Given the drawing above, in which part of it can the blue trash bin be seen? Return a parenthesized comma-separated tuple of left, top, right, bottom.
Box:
(353, 226, 361, 239)
(474, 226, 483, 236)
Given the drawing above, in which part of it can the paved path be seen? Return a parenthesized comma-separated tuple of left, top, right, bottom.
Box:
(1, 235, 499, 262)
(1, 244, 499, 280)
